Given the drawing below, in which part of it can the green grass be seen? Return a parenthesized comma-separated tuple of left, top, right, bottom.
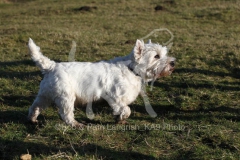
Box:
(0, 0, 240, 159)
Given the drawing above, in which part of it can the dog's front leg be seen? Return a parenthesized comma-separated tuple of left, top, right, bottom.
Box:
(114, 106, 131, 124)
(101, 93, 131, 124)
(109, 104, 131, 124)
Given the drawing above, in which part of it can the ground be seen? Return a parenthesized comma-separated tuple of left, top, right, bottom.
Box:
(0, 0, 239, 159)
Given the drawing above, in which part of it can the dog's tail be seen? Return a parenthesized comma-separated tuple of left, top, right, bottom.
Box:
(28, 38, 55, 73)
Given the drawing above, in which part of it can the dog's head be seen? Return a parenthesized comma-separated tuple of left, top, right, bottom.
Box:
(130, 39, 175, 82)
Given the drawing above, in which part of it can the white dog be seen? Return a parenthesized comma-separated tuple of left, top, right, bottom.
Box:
(28, 38, 175, 127)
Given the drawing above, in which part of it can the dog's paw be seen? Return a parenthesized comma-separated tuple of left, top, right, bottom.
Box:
(28, 119, 38, 124)
(114, 115, 128, 124)
(117, 120, 128, 125)
(72, 121, 86, 130)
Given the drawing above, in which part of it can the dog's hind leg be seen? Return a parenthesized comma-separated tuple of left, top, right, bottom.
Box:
(55, 95, 84, 128)
(28, 95, 51, 123)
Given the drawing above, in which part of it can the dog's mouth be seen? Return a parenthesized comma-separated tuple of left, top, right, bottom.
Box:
(159, 69, 174, 77)
(145, 58, 176, 81)
(158, 61, 175, 78)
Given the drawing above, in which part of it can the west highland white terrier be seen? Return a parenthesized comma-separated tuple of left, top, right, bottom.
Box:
(28, 38, 175, 127)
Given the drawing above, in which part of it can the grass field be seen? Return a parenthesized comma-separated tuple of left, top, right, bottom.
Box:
(0, 0, 240, 159)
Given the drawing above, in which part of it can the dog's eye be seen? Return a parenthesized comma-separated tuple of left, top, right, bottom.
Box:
(154, 55, 160, 59)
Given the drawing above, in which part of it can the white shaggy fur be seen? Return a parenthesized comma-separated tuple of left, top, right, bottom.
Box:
(28, 38, 175, 127)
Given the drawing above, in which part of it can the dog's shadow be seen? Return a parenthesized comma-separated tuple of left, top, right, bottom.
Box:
(0, 137, 156, 160)
(74, 99, 179, 124)
(129, 103, 240, 122)
(74, 101, 117, 125)
(130, 103, 179, 121)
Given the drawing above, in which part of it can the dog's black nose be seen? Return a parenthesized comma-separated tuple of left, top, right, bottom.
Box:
(170, 61, 175, 67)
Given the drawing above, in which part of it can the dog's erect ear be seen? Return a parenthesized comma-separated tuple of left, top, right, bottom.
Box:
(134, 39, 144, 61)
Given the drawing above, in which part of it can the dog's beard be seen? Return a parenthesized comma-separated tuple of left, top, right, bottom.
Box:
(146, 58, 169, 80)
